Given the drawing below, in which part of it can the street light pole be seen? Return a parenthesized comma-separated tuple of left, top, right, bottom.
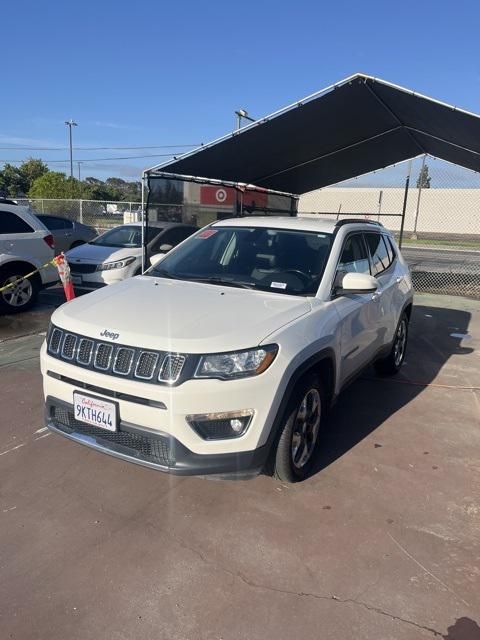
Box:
(234, 109, 256, 130)
(64, 119, 78, 181)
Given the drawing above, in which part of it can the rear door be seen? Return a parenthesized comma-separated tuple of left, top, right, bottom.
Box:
(331, 233, 382, 386)
(0, 209, 50, 266)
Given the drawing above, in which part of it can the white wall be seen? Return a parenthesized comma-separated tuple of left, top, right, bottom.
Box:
(299, 187, 480, 235)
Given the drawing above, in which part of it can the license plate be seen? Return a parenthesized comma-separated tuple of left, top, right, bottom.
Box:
(73, 392, 117, 432)
(72, 275, 82, 285)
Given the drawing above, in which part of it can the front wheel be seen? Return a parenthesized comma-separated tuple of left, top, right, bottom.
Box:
(272, 374, 325, 482)
(374, 312, 409, 376)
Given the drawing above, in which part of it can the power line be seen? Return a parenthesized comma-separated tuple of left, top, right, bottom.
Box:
(0, 153, 180, 164)
(0, 144, 200, 151)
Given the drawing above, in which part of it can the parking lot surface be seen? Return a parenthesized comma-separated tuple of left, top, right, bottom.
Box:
(1, 293, 479, 639)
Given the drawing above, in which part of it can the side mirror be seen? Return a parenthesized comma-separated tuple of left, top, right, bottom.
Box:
(336, 272, 378, 295)
(159, 243, 173, 253)
(149, 253, 165, 267)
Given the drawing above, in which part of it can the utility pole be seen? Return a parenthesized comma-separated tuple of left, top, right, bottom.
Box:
(77, 161, 82, 181)
(64, 119, 78, 182)
(235, 109, 256, 130)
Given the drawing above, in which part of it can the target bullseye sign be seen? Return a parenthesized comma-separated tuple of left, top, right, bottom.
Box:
(215, 188, 227, 203)
(200, 185, 235, 206)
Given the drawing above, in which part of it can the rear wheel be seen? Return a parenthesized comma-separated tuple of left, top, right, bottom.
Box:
(0, 266, 40, 314)
(374, 312, 409, 376)
(273, 374, 324, 482)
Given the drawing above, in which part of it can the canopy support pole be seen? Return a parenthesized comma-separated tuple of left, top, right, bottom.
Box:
(141, 173, 147, 274)
(398, 160, 412, 248)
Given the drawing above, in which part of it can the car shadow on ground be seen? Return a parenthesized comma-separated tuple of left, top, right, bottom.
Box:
(308, 304, 474, 478)
(442, 617, 480, 639)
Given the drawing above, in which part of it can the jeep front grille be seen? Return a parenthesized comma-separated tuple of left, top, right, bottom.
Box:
(50, 328, 63, 354)
(77, 338, 94, 365)
(113, 348, 135, 375)
(61, 334, 77, 360)
(47, 325, 187, 385)
(94, 343, 113, 370)
(159, 355, 186, 382)
(135, 352, 159, 380)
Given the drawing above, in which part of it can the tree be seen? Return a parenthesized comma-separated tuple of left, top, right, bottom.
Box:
(0, 163, 28, 196)
(416, 162, 431, 189)
(29, 172, 87, 199)
(20, 158, 49, 190)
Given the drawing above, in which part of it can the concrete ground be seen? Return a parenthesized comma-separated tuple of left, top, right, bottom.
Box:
(0, 293, 479, 640)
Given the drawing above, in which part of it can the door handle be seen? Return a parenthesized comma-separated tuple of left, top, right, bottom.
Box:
(371, 290, 383, 301)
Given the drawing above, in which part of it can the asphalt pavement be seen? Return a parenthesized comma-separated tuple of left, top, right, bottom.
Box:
(402, 246, 480, 274)
(1, 293, 479, 639)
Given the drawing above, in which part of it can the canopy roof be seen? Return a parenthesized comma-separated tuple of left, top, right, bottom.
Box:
(146, 73, 480, 194)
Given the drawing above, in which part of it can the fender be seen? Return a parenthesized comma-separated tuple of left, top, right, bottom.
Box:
(258, 347, 337, 465)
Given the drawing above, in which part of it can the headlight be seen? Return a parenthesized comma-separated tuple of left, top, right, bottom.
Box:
(96, 257, 136, 271)
(195, 345, 278, 380)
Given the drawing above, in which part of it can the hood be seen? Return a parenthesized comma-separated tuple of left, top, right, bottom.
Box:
(52, 276, 312, 353)
(66, 244, 141, 264)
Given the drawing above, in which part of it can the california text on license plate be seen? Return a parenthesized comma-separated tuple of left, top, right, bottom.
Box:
(73, 392, 117, 432)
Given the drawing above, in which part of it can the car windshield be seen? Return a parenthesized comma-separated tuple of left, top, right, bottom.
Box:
(148, 226, 332, 296)
(90, 225, 160, 248)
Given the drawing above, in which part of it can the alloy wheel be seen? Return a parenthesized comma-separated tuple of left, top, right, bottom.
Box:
(291, 388, 321, 469)
(2, 276, 33, 308)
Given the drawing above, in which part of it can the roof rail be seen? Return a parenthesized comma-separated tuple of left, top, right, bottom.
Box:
(334, 218, 383, 228)
(0, 198, 18, 206)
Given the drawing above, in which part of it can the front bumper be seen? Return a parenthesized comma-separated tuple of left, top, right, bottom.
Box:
(71, 265, 138, 290)
(46, 396, 267, 478)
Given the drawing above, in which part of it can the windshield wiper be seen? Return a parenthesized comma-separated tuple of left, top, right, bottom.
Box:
(152, 269, 180, 280)
(181, 276, 256, 289)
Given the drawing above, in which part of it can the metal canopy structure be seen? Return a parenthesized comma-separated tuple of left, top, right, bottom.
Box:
(145, 73, 480, 194)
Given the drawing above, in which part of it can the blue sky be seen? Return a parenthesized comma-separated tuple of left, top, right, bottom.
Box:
(2, 0, 480, 183)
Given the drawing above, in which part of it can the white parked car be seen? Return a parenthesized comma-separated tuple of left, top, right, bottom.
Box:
(0, 201, 57, 313)
(66, 222, 197, 290)
(41, 217, 413, 482)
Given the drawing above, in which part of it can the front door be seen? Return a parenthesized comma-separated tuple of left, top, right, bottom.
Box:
(331, 233, 382, 387)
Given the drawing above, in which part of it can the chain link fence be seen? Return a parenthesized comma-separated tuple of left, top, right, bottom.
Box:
(299, 155, 480, 298)
(15, 198, 143, 233)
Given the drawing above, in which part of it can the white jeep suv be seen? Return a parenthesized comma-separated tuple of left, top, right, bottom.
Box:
(41, 217, 413, 482)
(0, 201, 57, 313)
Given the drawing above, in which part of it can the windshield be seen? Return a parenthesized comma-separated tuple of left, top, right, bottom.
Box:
(91, 225, 160, 248)
(148, 226, 332, 296)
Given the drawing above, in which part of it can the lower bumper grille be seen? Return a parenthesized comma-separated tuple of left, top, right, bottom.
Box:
(50, 404, 174, 467)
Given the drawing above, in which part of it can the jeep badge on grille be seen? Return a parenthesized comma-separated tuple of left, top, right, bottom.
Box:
(100, 329, 120, 341)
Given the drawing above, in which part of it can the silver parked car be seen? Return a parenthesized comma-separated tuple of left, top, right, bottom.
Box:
(37, 214, 97, 253)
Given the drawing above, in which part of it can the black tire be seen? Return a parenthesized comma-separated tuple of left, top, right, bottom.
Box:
(374, 312, 409, 376)
(70, 240, 85, 249)
(272, 373, 325, 483)
(0, 266, 40, 314)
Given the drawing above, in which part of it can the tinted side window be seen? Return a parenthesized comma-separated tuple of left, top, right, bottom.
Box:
(158, 227, 192, 247)
(365, 233, 391, 275)
(337, 235, 370, 275)
(46, 216, 67, 231)
(0, 211, 33, 234)
(40, 216, 67, 230)
(385, 236, 396, 263)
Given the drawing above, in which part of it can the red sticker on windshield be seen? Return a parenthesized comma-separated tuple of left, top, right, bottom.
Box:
(197, 229, 218, 239)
